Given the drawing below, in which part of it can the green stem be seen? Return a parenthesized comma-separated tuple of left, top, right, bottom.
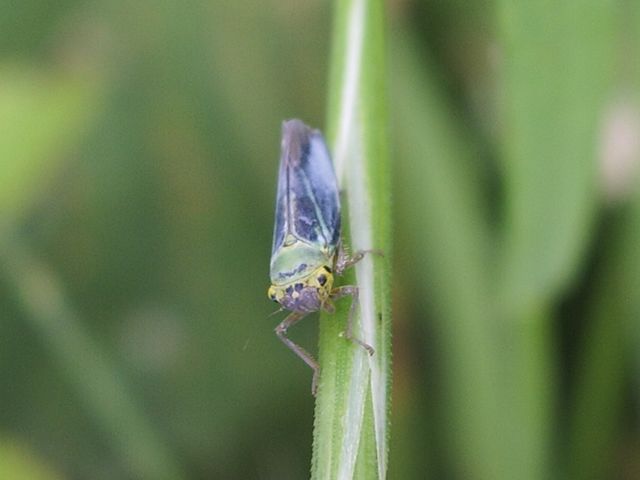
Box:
(312, 0, 391, 479)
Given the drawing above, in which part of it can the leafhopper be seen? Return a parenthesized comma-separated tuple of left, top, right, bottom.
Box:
(267, 119, 375, 395)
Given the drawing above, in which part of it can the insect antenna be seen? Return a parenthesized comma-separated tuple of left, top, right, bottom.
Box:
(244, 307, 285, 352)
(268, 306, 285, 318)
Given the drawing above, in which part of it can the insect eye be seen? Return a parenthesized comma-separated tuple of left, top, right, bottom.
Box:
(317, 274, 327, 286)
(267, 286, 277, 301)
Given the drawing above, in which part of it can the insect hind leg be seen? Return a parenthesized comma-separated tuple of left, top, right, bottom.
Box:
(331, 286, 375, 356)
(335, 243, 384, 275)
(275, 311, 320, 395)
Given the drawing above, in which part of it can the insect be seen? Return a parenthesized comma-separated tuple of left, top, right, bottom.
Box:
(267, 119, 375, 395)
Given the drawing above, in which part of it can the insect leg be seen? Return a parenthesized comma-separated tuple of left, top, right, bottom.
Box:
(335, 243, 384, 275)
(275, 311, 320, 395)
(331, 285, 375, 356)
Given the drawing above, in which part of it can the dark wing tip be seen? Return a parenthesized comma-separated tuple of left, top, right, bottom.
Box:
(282, 118, 315, 139)
(281, 119, 321, 167)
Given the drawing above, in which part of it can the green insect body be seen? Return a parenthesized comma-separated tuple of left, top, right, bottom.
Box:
(267, 119, 374, 395)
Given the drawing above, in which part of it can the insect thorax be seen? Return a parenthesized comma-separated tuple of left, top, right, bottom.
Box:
(269, 241, 333, 284)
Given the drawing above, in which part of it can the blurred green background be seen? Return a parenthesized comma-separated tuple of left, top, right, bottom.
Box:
(1, 1, 639, 479)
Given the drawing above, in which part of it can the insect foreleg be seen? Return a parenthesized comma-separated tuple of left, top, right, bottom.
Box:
(330, 286, 375, 356)
(275, 311, 320, 395)
(335, 243, 383, 275)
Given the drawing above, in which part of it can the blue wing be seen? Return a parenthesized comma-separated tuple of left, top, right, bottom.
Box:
(271, 119, 341, 257)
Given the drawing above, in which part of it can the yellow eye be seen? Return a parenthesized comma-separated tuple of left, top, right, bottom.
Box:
(267, 286, 277, 302)
(315, 268, 333, 290)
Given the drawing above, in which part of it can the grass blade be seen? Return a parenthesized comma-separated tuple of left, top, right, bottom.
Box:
(312, 0, 391, 478)
(0, 235, 185, 480)
(497, 3, 616, 479)
(391, 29, 503, 480)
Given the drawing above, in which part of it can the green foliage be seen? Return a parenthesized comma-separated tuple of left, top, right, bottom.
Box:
(0, 439, 61, 480)
(0, 65, 97, 222)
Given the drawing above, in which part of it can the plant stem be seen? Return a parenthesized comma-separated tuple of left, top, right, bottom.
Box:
(311, 0, 391, 479)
